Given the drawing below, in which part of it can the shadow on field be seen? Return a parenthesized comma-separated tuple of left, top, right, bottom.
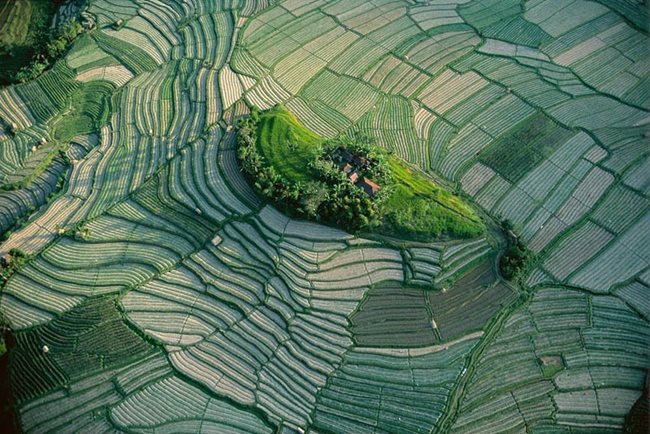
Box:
(0, 328, 20, 433)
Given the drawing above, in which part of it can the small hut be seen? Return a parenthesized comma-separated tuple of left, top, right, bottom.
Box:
(1, 253, 12, 267)
(357, 177, 381, 198)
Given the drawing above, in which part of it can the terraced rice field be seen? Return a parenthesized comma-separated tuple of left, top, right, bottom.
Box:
(0, 0, 648, 433)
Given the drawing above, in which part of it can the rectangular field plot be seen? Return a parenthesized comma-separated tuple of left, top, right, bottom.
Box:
(570, 214, 650, 292)
(542, 221, 613, 281)
(418, 70, 488, 116)
(525, 0, 609, 37)
(478, 112, 573, 183)
(409, 30, 481, 77)
(428, 258, 516, 341)
(351, 285, 437, 347)
(410, 4, 464, 31)
(300, 69, 379, 123)
(313, 338, 478, 434)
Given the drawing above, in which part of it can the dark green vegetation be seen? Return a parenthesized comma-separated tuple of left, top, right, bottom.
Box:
(14, 19, 85, 83)
(624, 372, 649, 434)
(0, 0, 83, 84)
(0, 0, 84, 85)
(0, 308, 17, 432)
(52, 81, 115, 142)
(0, 0, 52, 83)
(352, 257, 516, 346)
(478, 112, 573, 183)
(498, 220, 534, 280)
(1, 327, 19, 434)
(9, 297, 156, 403)
(238, 105, 484, 238)
(0, 249, 30, 289)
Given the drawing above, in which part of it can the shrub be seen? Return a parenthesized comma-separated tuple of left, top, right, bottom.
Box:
(15, 19, 86, 83)
(498, 220, 533, 280)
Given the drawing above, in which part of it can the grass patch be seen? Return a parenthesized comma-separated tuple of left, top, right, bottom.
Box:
(540, 363, 563, 379)
(479, 112, 573, 183)
(0, 1, 34, 47)
(381, 159, 484, 240)
(255, 105, 323, 183)
(538, 355, 564, 378)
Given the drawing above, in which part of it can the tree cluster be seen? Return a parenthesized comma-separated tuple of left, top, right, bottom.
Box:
(0, 248, 29, 289)
(236, 111, 385, 232)
(13, 19, 85, 83)
(498, 219, 533, 280)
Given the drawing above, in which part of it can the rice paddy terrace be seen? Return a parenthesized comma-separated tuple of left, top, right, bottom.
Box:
(0, 0, 648, 433)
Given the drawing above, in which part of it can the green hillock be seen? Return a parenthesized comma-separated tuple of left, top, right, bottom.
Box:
(238, 105, 485, 239)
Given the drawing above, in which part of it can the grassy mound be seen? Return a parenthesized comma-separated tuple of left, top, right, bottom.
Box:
(240, 105, 484, 240)
(256, 105, 322, 183)
(383, 158, 484, 239)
